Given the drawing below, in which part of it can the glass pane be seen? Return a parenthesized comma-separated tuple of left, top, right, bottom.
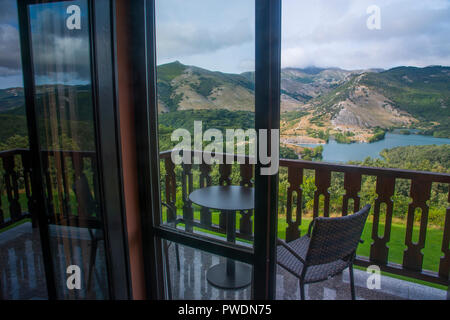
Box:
(0, 0, 48, 300)
(155, 0, 255, 299)
(280, 0, 450, 300)
(155, 0, 256, 249)
(163, 241, 252, 300)
(28, 0, 109, 299)
(281, 0, 450, 168)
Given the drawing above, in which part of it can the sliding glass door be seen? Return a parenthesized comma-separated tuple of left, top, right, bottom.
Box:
(133, 0, 281, 300)
(17, 0, 129, 300)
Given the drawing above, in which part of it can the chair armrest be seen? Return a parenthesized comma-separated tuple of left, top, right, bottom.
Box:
(277, 239, 306, 264)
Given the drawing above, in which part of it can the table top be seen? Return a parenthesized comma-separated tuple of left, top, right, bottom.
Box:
(189, 186, 255, 211)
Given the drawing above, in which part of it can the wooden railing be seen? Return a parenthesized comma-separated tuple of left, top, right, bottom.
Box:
(0, 149, 33, 228)
(278, 159, 450, 287)
(1, 149, 449, 288)
(0, 149, 98, 229)
(160, 150, 255, 240)
(160, 150, 450, 288)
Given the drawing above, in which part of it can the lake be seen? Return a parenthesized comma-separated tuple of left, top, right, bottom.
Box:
(299, 133, 450, 163)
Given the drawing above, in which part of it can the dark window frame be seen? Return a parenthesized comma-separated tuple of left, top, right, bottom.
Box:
(129, 0, 282, 300)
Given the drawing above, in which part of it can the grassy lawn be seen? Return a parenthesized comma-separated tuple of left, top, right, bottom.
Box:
(0, 218, 31, 234)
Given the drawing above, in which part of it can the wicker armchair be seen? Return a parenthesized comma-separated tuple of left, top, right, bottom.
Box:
(277, 204, 371, 300)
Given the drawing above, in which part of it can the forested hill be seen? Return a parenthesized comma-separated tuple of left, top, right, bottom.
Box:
(350, 144, 450, 174)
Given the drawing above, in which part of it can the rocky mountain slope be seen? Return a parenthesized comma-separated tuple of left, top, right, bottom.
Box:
(281, 66, 450, 143)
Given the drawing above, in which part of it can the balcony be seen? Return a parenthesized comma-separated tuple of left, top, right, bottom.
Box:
(1, 149, 449, 299)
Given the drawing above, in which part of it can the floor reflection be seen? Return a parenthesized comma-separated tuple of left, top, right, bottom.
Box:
(0, 222, 108, 300)
(1, 223, 447, 300)
(167, 244, 448, 300)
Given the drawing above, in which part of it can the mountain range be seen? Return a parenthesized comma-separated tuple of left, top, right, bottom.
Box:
(0, 62, 449, 146)
(156, 61, 449, 143)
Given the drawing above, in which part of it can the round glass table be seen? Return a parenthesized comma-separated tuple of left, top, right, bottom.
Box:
(189, 186, 254, 289)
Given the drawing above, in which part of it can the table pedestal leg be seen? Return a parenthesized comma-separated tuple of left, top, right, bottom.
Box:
(206, 210, 252, 289)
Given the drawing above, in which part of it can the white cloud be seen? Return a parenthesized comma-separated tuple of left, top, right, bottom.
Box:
(157, 18, 253, 59)
(281, 0, 450, 70)
(0, 24, 21, 75)
(155, 0, 255, 73)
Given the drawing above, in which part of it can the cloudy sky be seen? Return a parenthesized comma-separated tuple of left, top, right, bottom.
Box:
(0, 0, 449, 89)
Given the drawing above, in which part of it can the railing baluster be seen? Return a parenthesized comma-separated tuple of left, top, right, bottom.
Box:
(313, 169, 331, 218)
(42, 153, 55, 222)
(342, 172, 361, 216)
(199, 163, 212, 226)
(403, 179, 432, 272)
(439, 188, 450, 281)
(182, 163, 194, 232)
(164, 157, 177, 223)
(52, 151, 68, 225)
(219, 164, 232, 186)
(219, 164, 232, 229)
(72, 152, 85, 220)
(240, 164, 253, 188)
(285, 167, 303, 242)
(21, 151, 36, 227)
(239, 164, 254, 236)
(3, 154, 22, 222)
(91, 155, 100, 214)
(370, 176, 395, 265)
(60, 152, 71, 219)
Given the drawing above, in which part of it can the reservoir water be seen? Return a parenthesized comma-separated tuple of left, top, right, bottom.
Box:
(299, 133, 450, 163)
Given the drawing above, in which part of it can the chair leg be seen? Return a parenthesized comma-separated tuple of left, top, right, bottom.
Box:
(87, 239, 98, 291)
(349, 264, 356, 300)
(299, 280, 305, 300)
(175, 244, 180, 271)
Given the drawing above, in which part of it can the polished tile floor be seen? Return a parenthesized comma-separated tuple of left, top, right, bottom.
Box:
(166, 244, 448, 300)
(0, 222, 108, 300)
(1, 222, 448, 300)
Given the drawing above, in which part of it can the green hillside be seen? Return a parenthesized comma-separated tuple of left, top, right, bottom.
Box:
(0, 88, 25, 113)
(378, 144, 450, 173)
(0, 114, 28, 142)
(361, 66, 450, 137)
(157, 61, 254, 112)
